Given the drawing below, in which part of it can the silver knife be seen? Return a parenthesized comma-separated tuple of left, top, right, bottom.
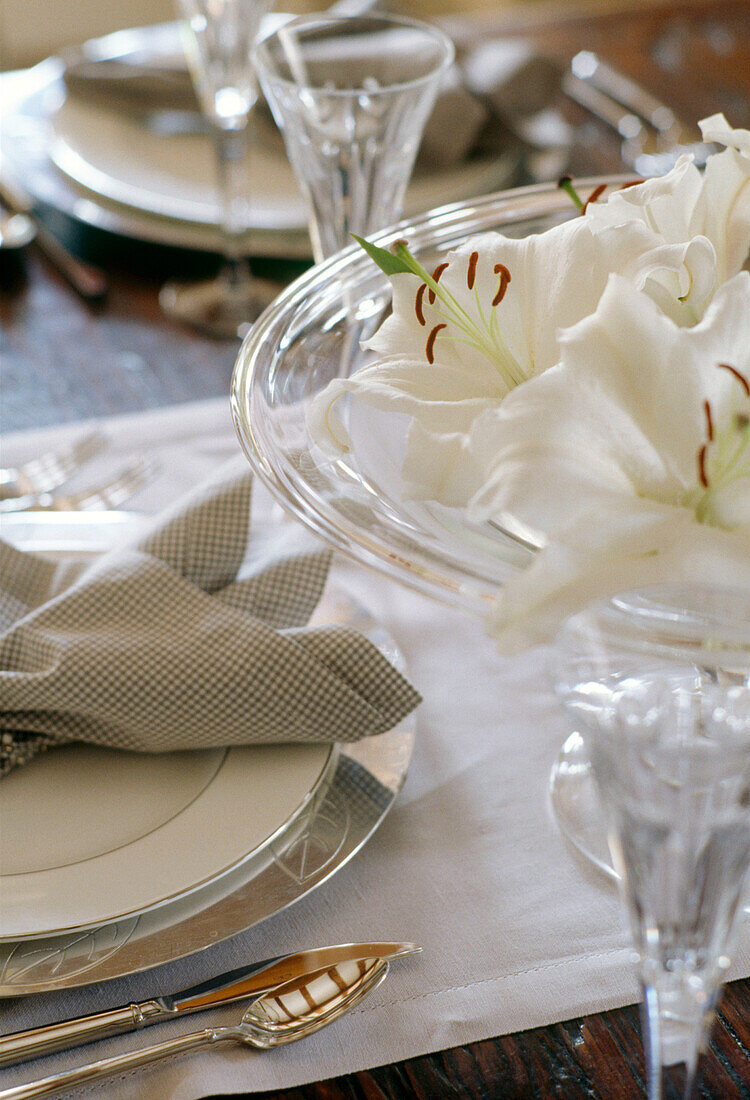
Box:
(0, 941, 420, 1068)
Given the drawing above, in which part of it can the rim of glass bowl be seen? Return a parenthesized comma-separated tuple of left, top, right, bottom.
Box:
(253, 13, 455, 99)
(231, 176, 631, 616)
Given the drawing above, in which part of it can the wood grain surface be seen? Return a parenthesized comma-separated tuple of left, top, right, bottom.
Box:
(2, 2, 749, 1096)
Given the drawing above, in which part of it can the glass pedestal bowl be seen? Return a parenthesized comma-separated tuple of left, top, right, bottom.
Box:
(230, 177, 630, 875)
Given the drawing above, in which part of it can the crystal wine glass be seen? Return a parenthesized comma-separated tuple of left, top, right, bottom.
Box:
(558, 583, 750, 1099)
(160, 0, 280, 339)
(252, 13, 454, 263)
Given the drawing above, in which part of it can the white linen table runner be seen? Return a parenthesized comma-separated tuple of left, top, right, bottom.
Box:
(2, 398, 749, 1099)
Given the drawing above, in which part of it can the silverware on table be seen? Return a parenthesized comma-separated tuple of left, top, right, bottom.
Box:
(0, 212, 35, 251)
(0, 458, 156, 514)
(0, 952, 401, 1099)
(0, 941, 420, 1068)
(562, 53, 716, 175)
(0, 432, 106, 501)
(0, 175, 108, 301)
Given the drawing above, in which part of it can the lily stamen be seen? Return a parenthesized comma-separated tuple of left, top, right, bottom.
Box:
(467, 252, 479, 290)
(429, 262, 449, 305)
(582, 184, 607, 214)
(698, 444, 710, 488)
(415, 284, 427, 326)
(426, 323, 447, 364)
(493, 265, 511, 306)
(692, 361, 750, 524)
(704, 400, 714, 441)
(718, 362, 750, 396)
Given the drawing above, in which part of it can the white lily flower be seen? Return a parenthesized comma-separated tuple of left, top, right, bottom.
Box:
(463, 273, 750, 652)
(582, 114, 750, 322)
(307, 215, 663, 498)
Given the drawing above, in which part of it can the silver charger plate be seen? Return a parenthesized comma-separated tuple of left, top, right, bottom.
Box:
(0, 584, 415, 996)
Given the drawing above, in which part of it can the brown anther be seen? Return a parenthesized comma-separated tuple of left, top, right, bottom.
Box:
(698, 444, 709, 489)
(428, 262, 449, 305)
(492, 264, 511, 306)
(618, 180, 641, 191)
(581, 184, 607, 214)
(392, 239, 408, 251)
(426, 323, 447, 364)
(467, 251, 479, 290)
(415, 283, 427, 326)
(704, 400, 714, 442)
(718, 362, 750, 397)
(737, 413, 750, 431)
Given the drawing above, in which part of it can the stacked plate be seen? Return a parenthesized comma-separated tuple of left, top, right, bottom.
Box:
(0, 519, 415, 996)
(1, 21, 518, 259)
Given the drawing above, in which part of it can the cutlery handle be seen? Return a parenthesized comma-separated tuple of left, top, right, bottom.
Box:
(0, 1028, 216, 1099)
(562, 71, 646, 140)
(571, 50, 677, 133)
(0, 1003, 169, 1068)
(31, 221, 108, 302)
(0, 177, 107, 302)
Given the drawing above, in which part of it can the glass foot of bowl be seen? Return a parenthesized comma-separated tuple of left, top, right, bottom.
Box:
(550, 583, 750, 897)
(549, 732, 616, 880)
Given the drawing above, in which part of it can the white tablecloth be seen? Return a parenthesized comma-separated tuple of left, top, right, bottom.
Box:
(2, 398, 749, 1099)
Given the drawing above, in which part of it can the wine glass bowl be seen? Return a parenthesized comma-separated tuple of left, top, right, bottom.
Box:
(253, 14, 454, 263)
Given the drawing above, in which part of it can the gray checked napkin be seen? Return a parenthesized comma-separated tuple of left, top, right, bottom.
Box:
(0, 467, 421, 777)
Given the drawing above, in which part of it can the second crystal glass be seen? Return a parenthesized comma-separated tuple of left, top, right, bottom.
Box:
(253, 14, 454, 263)
(161, 0, 279, 338)
(559, 585, 750, 1099)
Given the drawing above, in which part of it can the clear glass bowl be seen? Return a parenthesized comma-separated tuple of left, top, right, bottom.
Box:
(231, 178, 626, 612)
(231, 179, 750, 905)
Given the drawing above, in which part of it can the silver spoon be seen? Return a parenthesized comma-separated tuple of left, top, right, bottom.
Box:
(0, 212, 35, 250)
(0, 956, 391, 1099)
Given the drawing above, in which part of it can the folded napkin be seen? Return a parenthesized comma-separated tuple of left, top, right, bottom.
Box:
(0, 465, 421, 777)
(61, 33, 562, 171)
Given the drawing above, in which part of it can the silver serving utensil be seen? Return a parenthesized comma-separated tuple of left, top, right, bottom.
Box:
(0, 458, 156, 513)
(0, 941, 420, 1068)
(570, 51, 684, 140)
(0, 956, 391, 1100)
(0, 432, 106, 501)
(562, 65, 715, 176)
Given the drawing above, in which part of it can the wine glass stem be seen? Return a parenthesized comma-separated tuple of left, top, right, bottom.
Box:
(212, 123, 251, 273)
(640, 970, 717, 1099)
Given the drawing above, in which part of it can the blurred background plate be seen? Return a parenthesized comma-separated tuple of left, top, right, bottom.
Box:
(1, 21, 519, 260)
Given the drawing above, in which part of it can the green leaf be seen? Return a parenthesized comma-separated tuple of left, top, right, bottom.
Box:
(352, 234, 414, 276)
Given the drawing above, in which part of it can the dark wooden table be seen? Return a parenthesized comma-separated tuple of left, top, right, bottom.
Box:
(2, 1, 749, 1095)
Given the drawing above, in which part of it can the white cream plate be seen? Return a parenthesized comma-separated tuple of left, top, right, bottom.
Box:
(0, 741, 331, 939)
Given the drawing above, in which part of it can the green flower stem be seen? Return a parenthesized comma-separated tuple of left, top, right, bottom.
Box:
(558, 177, 585, 211)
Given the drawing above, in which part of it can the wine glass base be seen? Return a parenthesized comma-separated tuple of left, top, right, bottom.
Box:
(550, 734, 750, 913)
(160, 271, 283, 340)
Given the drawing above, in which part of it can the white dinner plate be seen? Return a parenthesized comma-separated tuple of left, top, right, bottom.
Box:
(0, 740, 332, 940)
(1, 22, 518, 259)
(0, 507, 332, 939)
(0, 510, 410, 952)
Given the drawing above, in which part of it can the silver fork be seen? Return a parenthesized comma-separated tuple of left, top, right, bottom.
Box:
(0, 459, 157, 513)
(0, 432, 106, 501)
